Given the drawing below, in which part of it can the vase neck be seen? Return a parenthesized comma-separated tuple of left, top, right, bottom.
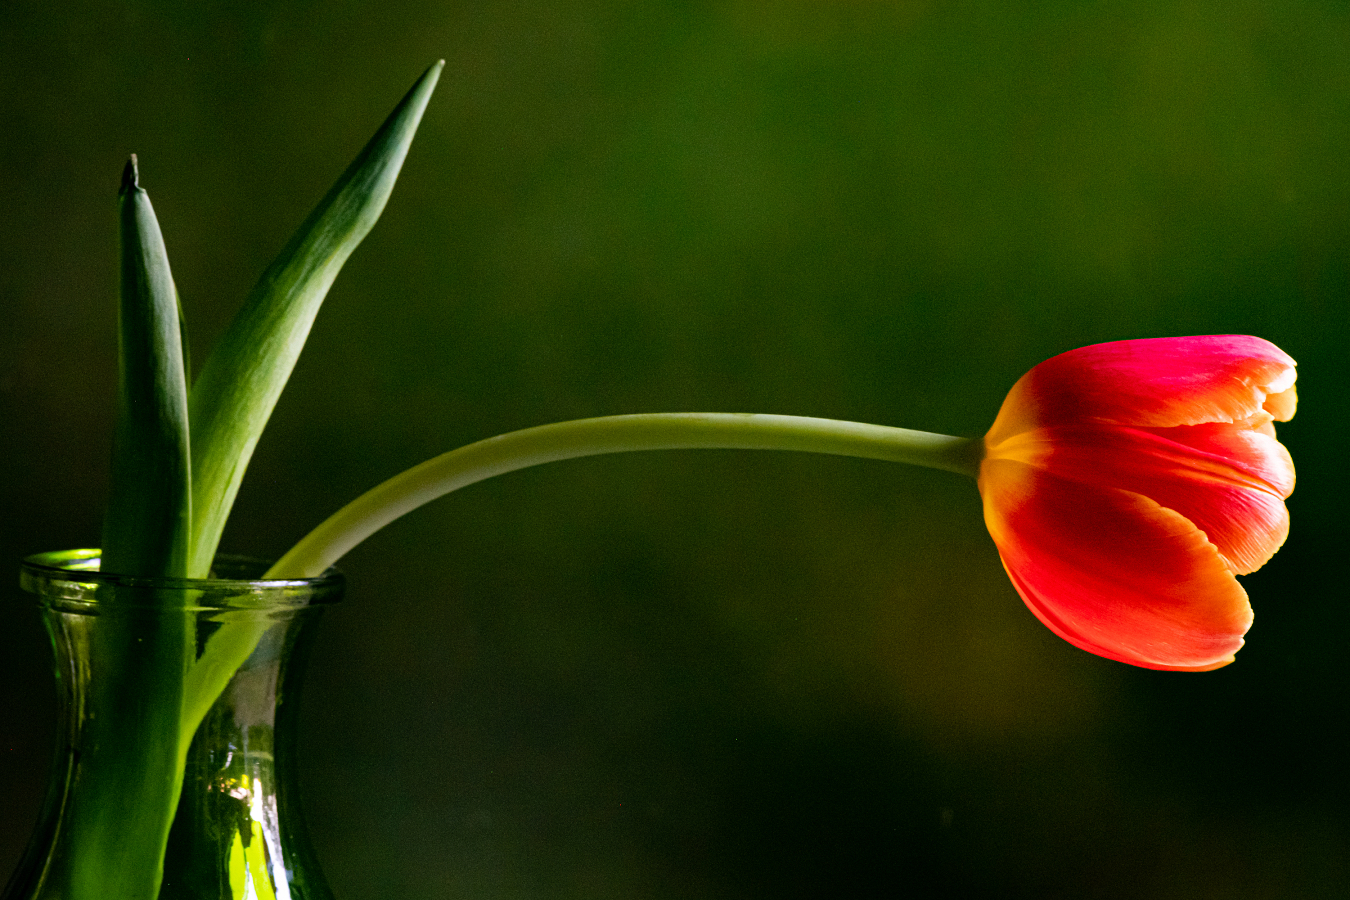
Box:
(6, 552, 342, 900)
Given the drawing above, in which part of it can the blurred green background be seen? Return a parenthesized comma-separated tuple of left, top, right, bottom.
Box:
(2, 2, 1347, 897)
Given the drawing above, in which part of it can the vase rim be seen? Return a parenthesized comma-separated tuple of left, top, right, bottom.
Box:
(20, 549, 345, 611)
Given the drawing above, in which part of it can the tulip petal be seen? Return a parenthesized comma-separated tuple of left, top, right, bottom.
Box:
(1162, 422, 1297, 495)
(980, 457, 1253, 671)
(986, 336, 1297, 447)
(1002, 423, 1294, 575)
(1264, 385, 1298, 422)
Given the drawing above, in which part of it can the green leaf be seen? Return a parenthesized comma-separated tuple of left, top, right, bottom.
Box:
(185, 60, 443, 577)
(101, 155, 192, 578)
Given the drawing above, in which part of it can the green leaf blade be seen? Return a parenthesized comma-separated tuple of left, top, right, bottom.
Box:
(186, 60, 443, 577)
(101, 155, 192, 578)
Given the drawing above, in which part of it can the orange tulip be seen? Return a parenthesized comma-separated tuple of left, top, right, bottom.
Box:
(979, 336, 1297, 671)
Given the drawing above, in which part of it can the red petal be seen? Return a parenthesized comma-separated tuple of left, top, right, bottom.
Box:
(979, 458, 1253, 671)
(987, 336, 1297, 447)
(1004, 423, 1294, 575)
(1143, 421, 1296, 498)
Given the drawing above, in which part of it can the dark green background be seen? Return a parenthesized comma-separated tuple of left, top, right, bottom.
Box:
(2, 2, 1347, 897)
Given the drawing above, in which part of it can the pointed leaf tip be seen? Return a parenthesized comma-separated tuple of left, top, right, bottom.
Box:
(121, 155, 139, 194)
(184, 61, 444, 576)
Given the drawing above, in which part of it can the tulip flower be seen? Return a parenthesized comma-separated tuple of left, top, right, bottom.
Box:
(978, 336, 1297, 671)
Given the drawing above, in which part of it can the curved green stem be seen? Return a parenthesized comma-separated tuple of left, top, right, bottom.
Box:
(268, 413, 981, 578)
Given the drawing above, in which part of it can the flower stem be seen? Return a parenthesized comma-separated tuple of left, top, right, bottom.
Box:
(268, 413, 980, 578)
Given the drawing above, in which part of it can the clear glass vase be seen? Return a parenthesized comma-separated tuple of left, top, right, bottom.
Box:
(5, 550, 344, 900)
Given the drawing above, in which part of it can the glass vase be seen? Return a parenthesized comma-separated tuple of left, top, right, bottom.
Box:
(4, 550, 344, 900)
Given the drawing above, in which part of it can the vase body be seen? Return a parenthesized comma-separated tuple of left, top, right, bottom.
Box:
(5, 550, 344, 900)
